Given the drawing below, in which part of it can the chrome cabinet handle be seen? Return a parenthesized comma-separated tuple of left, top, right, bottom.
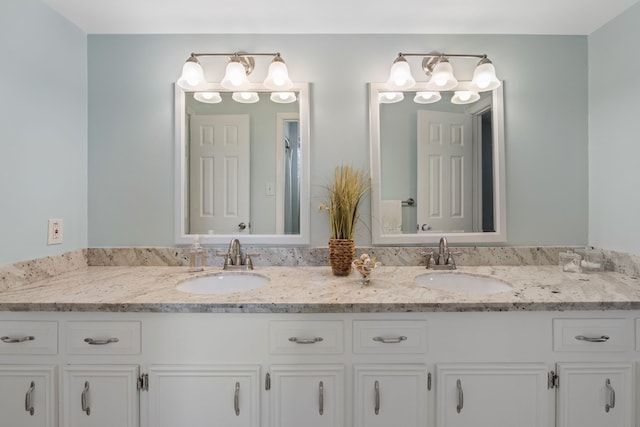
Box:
(234, 382, 240, 416)
(288, 337, 323, 344)
(373, 336, 407, 344)
(1, 335, 35, 343)
(81, 381, 91, 416)
(456, 379, 463, 413)
(319, 381, 324, 415)
(374, 380, 380, 415)
(605, 378, 616, 412)
(25, 381, 35, 416)
(84, 337, 119, 345)
(575, 335, 610, 343)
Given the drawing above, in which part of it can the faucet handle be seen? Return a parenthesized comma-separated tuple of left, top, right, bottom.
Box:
(216, 251, 232, 268)
(245, 253, 260, 270)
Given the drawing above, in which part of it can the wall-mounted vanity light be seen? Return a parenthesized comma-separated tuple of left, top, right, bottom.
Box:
(177, 51, 297, 104)
(385, 52, 500, 105)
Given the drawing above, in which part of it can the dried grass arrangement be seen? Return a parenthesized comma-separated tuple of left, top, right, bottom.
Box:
(320, 165, 368, 240)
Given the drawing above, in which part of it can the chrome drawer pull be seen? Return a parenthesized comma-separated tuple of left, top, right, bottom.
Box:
(25, 381, 35, 416)
(456, 379, 464, 413)
(319, 381, 324, 415)
(575, 335, 610, 343)
(81, 381, 91, 416)
(374, 380, 380, 415)
(373, 336, 407, 344)
(605, 378, 616, 412)
(234, 382, 240, 416)
(84, 337, 119, 345)
(1, 335, 35, 343)
(288, 337, 323, 344)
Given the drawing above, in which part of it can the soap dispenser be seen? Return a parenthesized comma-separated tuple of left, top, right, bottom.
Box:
(188, 235, 207, 272)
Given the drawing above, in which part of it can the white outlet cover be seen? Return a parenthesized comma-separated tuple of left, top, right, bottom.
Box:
(47, 219, 64, 245)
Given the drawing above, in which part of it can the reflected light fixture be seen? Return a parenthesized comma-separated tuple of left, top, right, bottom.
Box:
(232, 91, 260, 103)
(383, 52, 501, 105)
(270, 92, 297, 103)
(451, 90, 481, 104)
(413, 91, 441, 104)
(177, 51, 294, 104)
(379, 92, 404, 104)
(194, 92, 222, 104)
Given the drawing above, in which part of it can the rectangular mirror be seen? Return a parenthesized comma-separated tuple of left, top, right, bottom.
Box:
(175, 82, 310, 245)
(369, 82, 506, 245)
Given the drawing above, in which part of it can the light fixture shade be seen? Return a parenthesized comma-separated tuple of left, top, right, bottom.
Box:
(194, 92, 222, 104)
(221, 60, 250, 91)
(451, 90, 480, 104)
(270, 92, 297, 103)
(414, 91, 441, 104)
(386, 57, 416, 90)
(232, 92, 260, 103)
(264, 58, 293, 90)
(426, 59, 458, 91)
(471, 59, 501, 91)
(177, 57, 205, 90)
(379, 92, 404, 104)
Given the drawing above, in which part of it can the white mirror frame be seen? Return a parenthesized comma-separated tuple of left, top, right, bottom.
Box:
(175, 82, 311, 245)
(369, 82, 507, 245)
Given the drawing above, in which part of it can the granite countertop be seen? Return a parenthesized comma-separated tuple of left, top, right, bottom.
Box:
(1, 265, 640, 313)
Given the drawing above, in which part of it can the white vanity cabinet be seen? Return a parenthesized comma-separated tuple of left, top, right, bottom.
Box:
(435, 363, 553, 427)
(147, 365, 260, 427)
(63, 365, 140, 427)
(269, 364, 345, 427)
(0, 365, 57, 427)
(555, 363, 634, 427)
(353, 365, 428, 427)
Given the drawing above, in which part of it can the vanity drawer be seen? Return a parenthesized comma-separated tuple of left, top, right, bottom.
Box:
(269, 320, 344, 354)
(0, 321, 58, 355)
(553, 318, 628, 352)
(353, 320, 427, 354)
(64, 321, 141, 355)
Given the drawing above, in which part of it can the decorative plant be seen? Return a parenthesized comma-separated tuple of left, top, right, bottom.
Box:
(320, 165, 369, 240)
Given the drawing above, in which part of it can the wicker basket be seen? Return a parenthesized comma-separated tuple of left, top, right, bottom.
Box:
(328, 238, 355, 276)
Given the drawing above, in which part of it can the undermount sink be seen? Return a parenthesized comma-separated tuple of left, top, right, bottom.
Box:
(177, 272, 270, 295)
(413, 273, 512, 295)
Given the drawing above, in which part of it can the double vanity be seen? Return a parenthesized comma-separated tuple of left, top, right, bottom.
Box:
(2, 260, 640, 427)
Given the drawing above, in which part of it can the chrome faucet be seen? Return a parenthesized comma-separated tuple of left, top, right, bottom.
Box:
(217, 238, 259, 270)
(422, 237, 460, 270)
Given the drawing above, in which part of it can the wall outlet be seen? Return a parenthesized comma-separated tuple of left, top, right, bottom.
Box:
(47, 219, 63, 245)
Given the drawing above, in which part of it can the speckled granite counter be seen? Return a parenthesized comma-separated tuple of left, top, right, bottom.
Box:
(1, 265, 640, 313)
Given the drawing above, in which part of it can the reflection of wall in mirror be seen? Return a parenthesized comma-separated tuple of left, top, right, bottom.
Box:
(379, 91, 493, 234)
(186, 93, 299, 235)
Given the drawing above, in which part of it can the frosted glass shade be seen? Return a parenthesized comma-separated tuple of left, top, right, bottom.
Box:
(451, 90, 480, 104)
(426, 60, 458, 91)
(378, 92, 404, 104)
(232, 92, 260, 103)
(471, 61, 501, 91)
(194, 92, 222, 104)
(264, 60, 293, 90)
(270, 92, 297, 103)
(177, 60, 205, 90)
(386, 59, 416, 90)
(221, 61, 250, 91)
(413, 91, 441, 104)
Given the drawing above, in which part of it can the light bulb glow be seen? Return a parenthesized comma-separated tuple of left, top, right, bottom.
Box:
(264, 60, 293, 90)
(232, 92, 259, 103)
(471, 61, 501, 92)
(270, 92, 297, 103)
(428, 60, 457, 90)
(194, 92, 222, 104)
(413, 91, 441, 104)
(222, 61, 250, 91)
(177, 60, 205, 89)
(378, 92, 404, 104)
(386, 59, 415, 90)
(451, 90, 480, 105)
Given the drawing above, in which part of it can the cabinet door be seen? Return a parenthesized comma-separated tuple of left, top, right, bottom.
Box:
(270, 365, 344, 427)
(556, 362, 634, 427)
(436, 363, 552, 427)
(354, 365, 428, 427)
(148, 365, 260, 427)
(0, 365, 56, 427)
(63, 365, 139, 427)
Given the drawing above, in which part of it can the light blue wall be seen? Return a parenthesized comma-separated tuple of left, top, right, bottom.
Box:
(0, 0, 87, 264)
(589, 2, 640, 256)
(88, 34, 588, 247)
